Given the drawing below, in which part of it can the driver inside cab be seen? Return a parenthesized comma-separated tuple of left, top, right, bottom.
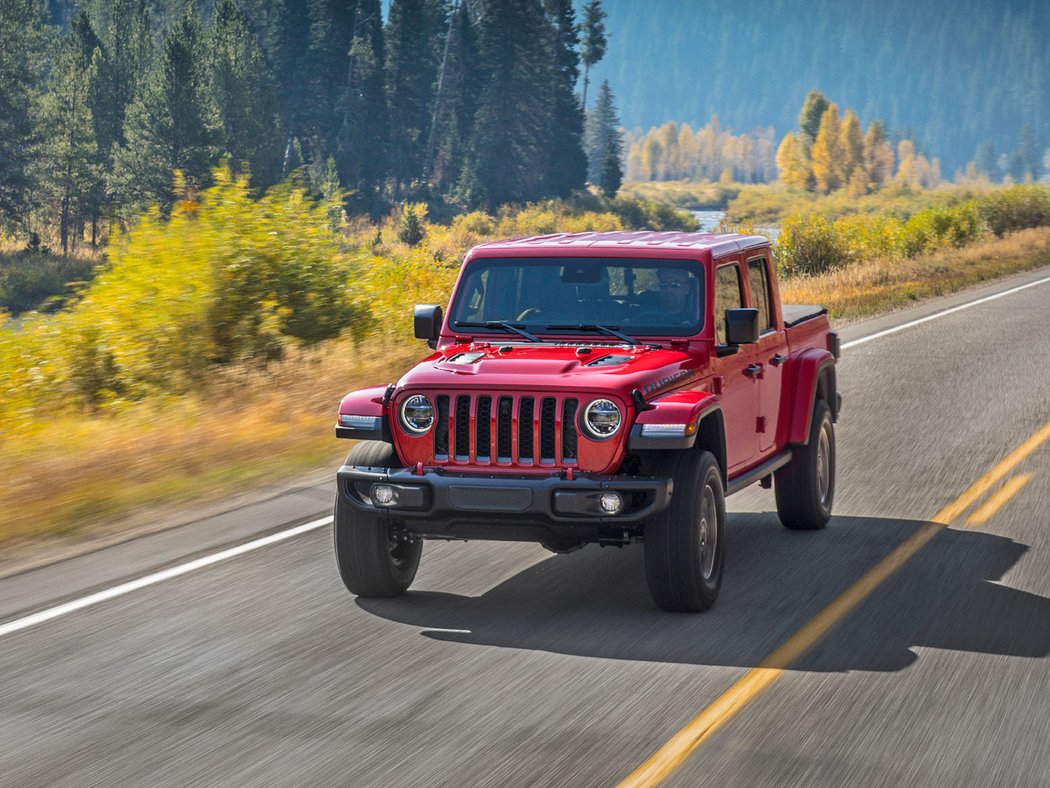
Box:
(657, 267, 697, 325)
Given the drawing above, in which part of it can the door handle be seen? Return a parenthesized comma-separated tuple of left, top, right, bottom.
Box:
(770, 353, 787, 367)
(745, 363, 763, 378)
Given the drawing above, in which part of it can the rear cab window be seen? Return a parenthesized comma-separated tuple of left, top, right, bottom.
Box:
(746, 256, 776, 333)
(713, 262, 744, 345)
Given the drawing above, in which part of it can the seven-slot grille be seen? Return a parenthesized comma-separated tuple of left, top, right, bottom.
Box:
(430, 393, 580, 466)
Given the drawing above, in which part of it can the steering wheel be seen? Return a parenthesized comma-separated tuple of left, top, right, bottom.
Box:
(516, 308, 543, 321)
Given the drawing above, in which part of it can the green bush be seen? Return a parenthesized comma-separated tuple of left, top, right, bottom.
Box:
(597, 196, 699, 231)
(0, 166, 362, 415)
(829, 212, 905, 261)
(977, 185, 1050, 237)
(775, 212, 850, 276)
(898, 201, 982, 256)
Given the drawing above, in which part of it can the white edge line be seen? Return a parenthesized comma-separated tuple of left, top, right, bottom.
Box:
(5, 270, 1050, 639)
(841, 274, 1050, 349)
(0, 516, 332, 638)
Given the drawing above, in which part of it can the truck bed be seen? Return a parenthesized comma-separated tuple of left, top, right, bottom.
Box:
(782, 304, 828, 328)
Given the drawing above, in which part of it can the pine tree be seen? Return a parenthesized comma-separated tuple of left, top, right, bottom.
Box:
(110, 4, 220, 213)
(775, 132, 811, 190)
(974, 142, 998, 181)
(463, 0, 553, 206)
(1007, 150, 1027, 183)
(584, 79, 617, 182)
(579, 0, 606, 110)
(209, 0, 283, 188)
(385, 0, 447, 195)
(600, 134, 623, 198)
(798, 89, 830, 146)
(584, 80, 622, 195)
(0, 0, 49, 227)
(87, 0, 151, 166)
(428, 1, 479, 195)
(810, 103, 844, 193)
(1016, 124, 1041, 181)
(68, 10, 108, 242)
(33, 25, 99, 253)
(840, 109, 864, 184)
(84, 0, 151, 237)
(302, 0, 356, 164)
(333, 0, 387, 202)
(260, 0, 311, 174)
(541, 0, 586, 198)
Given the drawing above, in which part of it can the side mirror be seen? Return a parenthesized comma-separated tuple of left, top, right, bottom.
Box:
(725, 308, 760, 345)
(414, 304, 443, 348)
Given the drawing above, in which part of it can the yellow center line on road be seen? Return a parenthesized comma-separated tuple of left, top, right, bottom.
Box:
(618, 420, 1050, 788)
(931, 421, 1050, 524)
(964, 473, 1033, 528)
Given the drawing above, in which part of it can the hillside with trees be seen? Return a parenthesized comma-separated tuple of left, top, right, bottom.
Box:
(588, 0, 1048, 174)
(0, 0, 628, 252)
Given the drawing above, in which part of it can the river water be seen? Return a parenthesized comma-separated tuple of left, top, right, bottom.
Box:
(692, 210, 725, 232)
(691, 209, 780, 240)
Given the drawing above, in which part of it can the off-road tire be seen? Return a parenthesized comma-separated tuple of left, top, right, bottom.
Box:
(644, 450, 726, 612)
(775, 399, 835, 530)
(334, 440, 422, 597)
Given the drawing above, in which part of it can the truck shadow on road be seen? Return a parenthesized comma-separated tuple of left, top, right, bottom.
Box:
(357, 515, 1050, 672)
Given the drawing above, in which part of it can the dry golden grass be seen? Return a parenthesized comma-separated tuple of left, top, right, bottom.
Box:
(0, 338, 420, 552)
(780, 227, 1050, 321)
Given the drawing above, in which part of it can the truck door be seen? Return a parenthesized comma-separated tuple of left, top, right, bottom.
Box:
(712, 261, 758, 472)
(746, 255, 786, 454)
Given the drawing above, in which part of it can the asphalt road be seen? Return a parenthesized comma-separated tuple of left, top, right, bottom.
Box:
(2, 267, 1050, 787)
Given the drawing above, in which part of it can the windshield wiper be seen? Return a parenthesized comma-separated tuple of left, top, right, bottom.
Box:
(545, 324, 640, 346)
(453, 320, 541, 343)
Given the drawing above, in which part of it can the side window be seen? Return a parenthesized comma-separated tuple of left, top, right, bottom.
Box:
(714, 263, 744, 344)
(747, 257, 774, 332)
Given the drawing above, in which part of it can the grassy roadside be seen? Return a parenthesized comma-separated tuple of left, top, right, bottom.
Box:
(2, 226, 1048, 559)
(0, 341, 420, 552)
(780, 226, 1050, 320)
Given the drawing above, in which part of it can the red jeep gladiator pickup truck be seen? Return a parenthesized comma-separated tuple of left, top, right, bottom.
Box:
(334, 231, 840, 612)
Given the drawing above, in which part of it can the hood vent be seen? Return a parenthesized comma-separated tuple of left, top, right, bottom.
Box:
(585, 354, 634, 367)
(448, 351, 486, 364)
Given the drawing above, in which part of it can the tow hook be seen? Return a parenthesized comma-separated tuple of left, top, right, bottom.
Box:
(597, 527, 634, 547)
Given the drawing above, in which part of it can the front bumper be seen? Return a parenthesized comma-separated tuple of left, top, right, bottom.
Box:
(337, 465, 673, 542)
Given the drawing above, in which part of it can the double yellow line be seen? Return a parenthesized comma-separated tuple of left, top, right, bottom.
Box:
(620, 420, 1050, 788)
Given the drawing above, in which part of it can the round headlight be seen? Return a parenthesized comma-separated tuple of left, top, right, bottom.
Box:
(399, 394, 434, 434)
(581, 398, 622, 439)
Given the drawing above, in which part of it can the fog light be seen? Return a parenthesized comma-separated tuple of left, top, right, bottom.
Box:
(599, 492, 623, 514)
(372, 483, 395, 505)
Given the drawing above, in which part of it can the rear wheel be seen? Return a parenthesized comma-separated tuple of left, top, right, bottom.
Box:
(775, 399, 835, 530)
(644, 450, 726, 612)
(334, 440, 422, 597)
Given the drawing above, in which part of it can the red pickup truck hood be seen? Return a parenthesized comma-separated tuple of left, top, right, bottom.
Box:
(397, 341, 703, 397)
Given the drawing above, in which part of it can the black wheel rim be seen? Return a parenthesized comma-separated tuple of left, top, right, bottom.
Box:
(699, 483, 718, 580)
(817, 419, 832, 508)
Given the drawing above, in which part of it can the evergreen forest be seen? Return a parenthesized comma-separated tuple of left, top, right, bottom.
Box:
(0, 0, 626, 250)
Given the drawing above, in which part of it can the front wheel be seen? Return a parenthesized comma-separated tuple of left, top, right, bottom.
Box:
(775, 399, 835, 530)
(644, 450, 726, 612)
(334, 440, 422, 597)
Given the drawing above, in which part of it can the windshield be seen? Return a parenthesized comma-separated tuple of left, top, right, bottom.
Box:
(449, 258, 705, 338)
